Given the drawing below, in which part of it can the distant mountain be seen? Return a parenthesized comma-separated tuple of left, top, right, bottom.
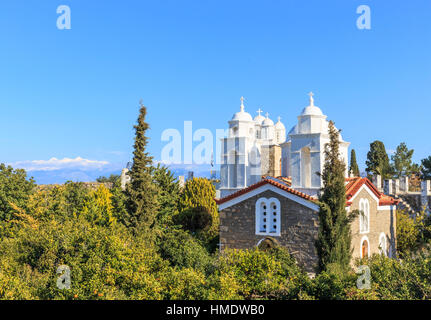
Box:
(27, 163, 219, 185)
(28, 169, 122, 185)
(159, 163, 219, 179)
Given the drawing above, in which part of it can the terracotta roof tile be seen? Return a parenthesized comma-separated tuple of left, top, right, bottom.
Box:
(215, 176, 399, 207)
(215, 177, 317, 205)
(344, 177, 399, 206)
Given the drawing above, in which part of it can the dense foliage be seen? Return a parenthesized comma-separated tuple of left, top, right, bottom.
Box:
(0, 105, 430, 300)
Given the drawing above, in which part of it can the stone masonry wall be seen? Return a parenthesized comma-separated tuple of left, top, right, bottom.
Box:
(220, 189, 319, 273)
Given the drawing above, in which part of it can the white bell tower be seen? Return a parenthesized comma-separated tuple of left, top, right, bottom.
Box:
(281, 93, 350, 197)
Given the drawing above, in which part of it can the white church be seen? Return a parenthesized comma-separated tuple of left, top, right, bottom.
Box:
(219, 93, 350, 198)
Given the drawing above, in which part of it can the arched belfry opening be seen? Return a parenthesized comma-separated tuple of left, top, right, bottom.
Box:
(228, 150, 238, 188)
(301, 147, 311, 188)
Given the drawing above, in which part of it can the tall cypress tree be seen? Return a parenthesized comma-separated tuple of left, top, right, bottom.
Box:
(124, 101, 159, 233)
(316, 121, 352, 273)
(349, 149, 360, 177)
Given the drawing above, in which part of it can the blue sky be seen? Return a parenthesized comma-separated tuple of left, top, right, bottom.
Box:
(0, 1, 430, 183)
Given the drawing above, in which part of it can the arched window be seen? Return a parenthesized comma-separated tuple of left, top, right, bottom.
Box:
(255, 197, 280, 236)
(255, 129, 261, 139)
(359, 198, 370, 234)
(379, 233, 387, 256)
(300, 147, 311, 188)
(360, 236, 369, 259)
(232, 126, 238, 137)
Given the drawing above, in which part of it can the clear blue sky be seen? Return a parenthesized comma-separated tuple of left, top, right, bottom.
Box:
(0, 1, 430, 181)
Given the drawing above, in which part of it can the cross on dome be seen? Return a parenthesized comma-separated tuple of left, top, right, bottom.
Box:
(308, 92, 315, 106)
(277, 116, 281, 122)
(240, 96, 245, 111)
(257, 108, 263, 116)
(265, 112, 269, 118)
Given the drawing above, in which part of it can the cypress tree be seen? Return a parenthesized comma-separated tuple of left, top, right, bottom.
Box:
(316, 121, 352, 273)
(124, 101, 159, 233)
(349, 149, 360, 177)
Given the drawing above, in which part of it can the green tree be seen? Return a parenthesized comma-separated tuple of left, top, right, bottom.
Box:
(365, 140, 392, 179)
(316, 121, 353, 273)
(178, 178, 219, 250)
(391, 142, 415, 178)
(158, 228, 214, 273)
(0, 164, 35, 221)
(124, 101, 159, 233)
(421, 156, 431, 179)
(96, 174, 120, 184)
(63, 182, 89, 217)
(81, 185, 116, 227)
(349, 149, 360, 177)
(152, 164, 180, 226)
(396, 209, 420, 256)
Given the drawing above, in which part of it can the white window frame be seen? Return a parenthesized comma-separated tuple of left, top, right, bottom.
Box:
(359, 198, 370, 234)
(379, 232, 387, 256)
(255, 197, 281, 236)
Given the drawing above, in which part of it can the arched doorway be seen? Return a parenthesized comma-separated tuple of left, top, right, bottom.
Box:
(361, 239, 369, 259)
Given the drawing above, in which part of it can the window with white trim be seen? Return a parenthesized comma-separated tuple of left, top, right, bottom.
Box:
(255, 197, 281, 236)
(379, 233, 387, 256)
(359, 198, 370, 233)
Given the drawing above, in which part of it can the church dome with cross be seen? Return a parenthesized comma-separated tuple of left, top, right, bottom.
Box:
(300, 92, 324, 116)
(254, 108, 266, 124)
(281, 92, 350, 196)
(231, 96, 253, 122)
(262, 113, 274, 127)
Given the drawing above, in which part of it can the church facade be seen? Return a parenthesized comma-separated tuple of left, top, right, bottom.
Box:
(217, 93, 398, 272)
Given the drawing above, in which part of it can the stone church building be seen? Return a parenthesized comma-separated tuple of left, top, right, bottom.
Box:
(216, 93, 398, 272)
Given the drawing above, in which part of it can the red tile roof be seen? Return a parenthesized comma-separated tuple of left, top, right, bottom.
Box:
(216, 176, 399, 207)
(344, 177, 399, 206)
(215, 177, 317, 205)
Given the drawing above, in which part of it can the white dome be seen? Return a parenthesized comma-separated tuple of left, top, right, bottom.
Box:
(262, 117, 274, 126)
(232, 111, 253, 121)
(300, 105, 323, 116)
(254, 115, 265, 124)
(262, 112, 274, 126)
(231, 96, 253, 122)
(300, 92, 323, 116)
(254, 108, 265, 124)
(275, 117, 285, 130)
